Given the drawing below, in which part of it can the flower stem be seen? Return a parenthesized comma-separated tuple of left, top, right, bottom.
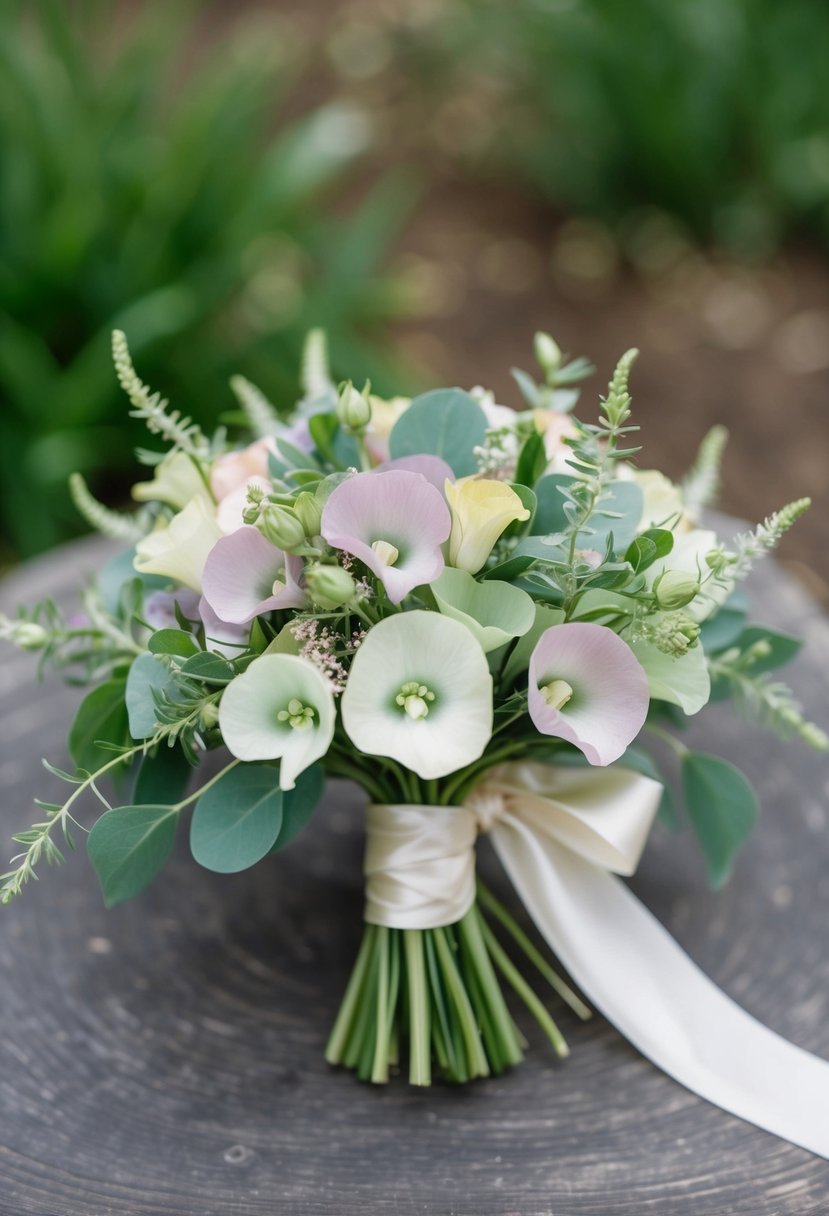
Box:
(371, 926, 390, 1083)
(478, 915, 570, 1057)
(403, 929, 431, 1086)
(477, 881, 591, 1020)
(325, 924, 375, 1067)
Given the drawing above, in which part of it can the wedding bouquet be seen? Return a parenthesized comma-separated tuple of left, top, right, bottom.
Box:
(2, 330, 827, 1155)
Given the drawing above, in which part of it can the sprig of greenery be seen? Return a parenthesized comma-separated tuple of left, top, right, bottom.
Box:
(681, 425, 729, 518)
(0, 745, 148, 904)
(229, 376, 279, 439)
(112, 331, 210, 461)
(707, 498, 811, 590)
(301, 328, 335, 402)
(69, 473, 146, 542)
(709, 644, 828, 751)
(561, 348, 641, 565)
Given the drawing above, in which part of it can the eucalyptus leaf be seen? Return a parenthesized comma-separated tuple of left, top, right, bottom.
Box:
(148, 629, 199, 658)
(620, 746, 679, 829)
(272, 763, 325, 850)
(97, 548, 168, 617)
(134, 744, 193, 806)
(698, 592, 749, 653)
(125, 653, 181, 740)
(732, 626, 802, 673)
(68, 678, 130, 775)
(190, 763, 284, 874)
(179, 652, 236, 683)
(388, 388, 487, 477)
(532, 474, 573, 535)
(88, 804, 179, 906)
(682, 752, 758, 888)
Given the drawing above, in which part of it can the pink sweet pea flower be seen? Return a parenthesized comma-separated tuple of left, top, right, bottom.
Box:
(201, 525, 306, 624)
(528, 622, 649, 766)
(320, 470, 451, 605)
(210, 438, 277, 502)
(377, 454, 455, 495)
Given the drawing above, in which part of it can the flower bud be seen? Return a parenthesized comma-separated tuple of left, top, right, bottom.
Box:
(654, 569, 700, 611)
(259, 504, 307, 552)
(11, 622, 49, 651)
(292, 491, 323, 538)
(534, 332, 561, 374)
(336, 381, 372, 432)
(305, 563, 357, 610)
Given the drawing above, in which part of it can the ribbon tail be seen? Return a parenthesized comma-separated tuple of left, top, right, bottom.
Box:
(490, 814, 829, 1158)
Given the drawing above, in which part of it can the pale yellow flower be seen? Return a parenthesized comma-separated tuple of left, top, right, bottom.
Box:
(131, 451, 211, 511)
(445, 477, 531, 574)
(134, 496, 223, 592)
(365, 395, 411, 463)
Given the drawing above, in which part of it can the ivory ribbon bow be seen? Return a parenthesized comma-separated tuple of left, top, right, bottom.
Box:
(364, 761, 829, 1159)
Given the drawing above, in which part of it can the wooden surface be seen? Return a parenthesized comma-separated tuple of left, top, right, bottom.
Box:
(1, 535, 828, 1216)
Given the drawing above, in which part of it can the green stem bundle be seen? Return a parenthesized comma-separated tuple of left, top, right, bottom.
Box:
(325, 883, 589, 1085)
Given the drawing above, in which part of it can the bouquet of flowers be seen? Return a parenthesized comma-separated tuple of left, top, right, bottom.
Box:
(2, 331, 827, 1155)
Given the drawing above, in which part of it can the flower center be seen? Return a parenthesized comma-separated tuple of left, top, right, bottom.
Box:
(395, 680, 436, 720)
(277, 698, 316, 730)
(271, 573, 286, 596)
(539, 679, 574, 711)
(371, 539, 399, 567)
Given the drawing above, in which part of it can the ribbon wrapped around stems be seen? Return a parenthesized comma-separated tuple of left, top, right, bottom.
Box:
(364, 761, 829, 1159)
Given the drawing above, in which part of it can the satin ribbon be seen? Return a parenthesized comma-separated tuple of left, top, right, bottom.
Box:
(364, 761, 829, 1159)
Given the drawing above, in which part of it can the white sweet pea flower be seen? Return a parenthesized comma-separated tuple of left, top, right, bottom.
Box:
(218, 654, 336, 790)
(341, 611, 493, 780)
(134, 496, 223, 592)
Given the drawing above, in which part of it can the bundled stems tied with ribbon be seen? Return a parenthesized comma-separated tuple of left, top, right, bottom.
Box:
(326, 762, 829, 1160)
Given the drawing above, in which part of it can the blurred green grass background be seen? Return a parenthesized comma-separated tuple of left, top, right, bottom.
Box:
(1, 0, 828, 596)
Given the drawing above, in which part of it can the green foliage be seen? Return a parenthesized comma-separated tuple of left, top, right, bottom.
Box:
(190, 761, 324, 873)
(190, 763, 284, 874)
(133, 745, 193, 807)
(681, 752, 758, 888)
(125, 654, 182, 739)
(389, 388, 488, 476)
(389, 0, 829, 255)
(0, 0, 410, 560)
(68, 678, 130, 775)
(88, 803, 179, 906)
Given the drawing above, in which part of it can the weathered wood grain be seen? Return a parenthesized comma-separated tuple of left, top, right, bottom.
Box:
(0, 535, 827, 1216)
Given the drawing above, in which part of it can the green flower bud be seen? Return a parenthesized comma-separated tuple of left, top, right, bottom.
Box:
(259, 503, 307, 552)
(654, 569, 700, 610)
(336, 381, 372, 432)
(534, 331, 561, 374)
(11, 622, 49, 651)
(200, 701, 220, 730)
(305, 563, 357, 610)
(293, 491, 323, 538)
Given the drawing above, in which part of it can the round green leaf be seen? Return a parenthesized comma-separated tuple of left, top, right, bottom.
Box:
(190, 763, 283, 874)
(388, 388, 487, 477)
(69, 678, 129, 774)
(272, 763, 325, 850)
(88, 804, 179, 907)
(681, 752, 758, 888)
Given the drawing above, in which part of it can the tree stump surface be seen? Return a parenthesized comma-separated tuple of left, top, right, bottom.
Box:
(1, 535, 828, 1216)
